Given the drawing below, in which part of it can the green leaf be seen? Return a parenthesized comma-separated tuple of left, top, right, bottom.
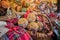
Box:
(26, 2, 30, 7)
(58, 21, 60, 26)
(22, 8, 27, 12)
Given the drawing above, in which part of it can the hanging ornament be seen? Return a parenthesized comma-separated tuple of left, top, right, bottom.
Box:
(1, 1, 10, 8)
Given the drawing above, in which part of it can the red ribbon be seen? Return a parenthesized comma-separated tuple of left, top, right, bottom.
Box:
(49, 13, 56, 17)
(24, 10, 31, 18)
(37, 16, 43, 22)
(6, 18, 18, 24)
(6, 25, 23, 40)
(5, 18, 31, 40)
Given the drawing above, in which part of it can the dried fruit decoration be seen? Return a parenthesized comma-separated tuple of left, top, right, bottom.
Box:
(1, 1, 10, 8)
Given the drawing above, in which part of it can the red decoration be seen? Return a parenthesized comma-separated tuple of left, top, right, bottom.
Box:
(24, 10, 31, 18)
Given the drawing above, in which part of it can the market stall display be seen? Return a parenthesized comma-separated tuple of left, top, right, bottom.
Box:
(0, 0, 58, 40)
